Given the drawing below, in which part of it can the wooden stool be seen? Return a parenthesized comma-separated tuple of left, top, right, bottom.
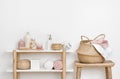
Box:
(75, 60, 115, 79)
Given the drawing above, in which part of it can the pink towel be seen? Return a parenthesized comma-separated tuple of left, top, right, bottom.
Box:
(91, 38, 108, 49)
(53, 60, 62, 70)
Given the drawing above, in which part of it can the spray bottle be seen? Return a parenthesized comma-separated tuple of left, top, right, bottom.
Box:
(45, 34, 52, 50)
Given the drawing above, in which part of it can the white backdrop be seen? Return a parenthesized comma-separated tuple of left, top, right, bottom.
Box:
(0, 0, 120, 79)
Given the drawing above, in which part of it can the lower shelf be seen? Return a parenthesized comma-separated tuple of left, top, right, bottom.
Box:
(7, 69, 74, 72)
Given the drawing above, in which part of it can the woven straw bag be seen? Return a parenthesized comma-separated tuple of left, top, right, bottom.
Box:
(77, 34, 105, 63)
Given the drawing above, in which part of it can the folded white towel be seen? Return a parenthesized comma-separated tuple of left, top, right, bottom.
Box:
(93, 44, 112, 59)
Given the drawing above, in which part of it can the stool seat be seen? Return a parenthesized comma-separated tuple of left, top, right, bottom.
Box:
(75, 60, 115, 79)
(75, 60, 115, 67)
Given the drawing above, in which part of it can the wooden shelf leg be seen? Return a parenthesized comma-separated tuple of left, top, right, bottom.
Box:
(105, 67, 112, 79)
(13, 71, 17, 79)
(13, 50, 17, 79)
(62, 50, 66, 79)
(17, 54, 20, 79)
(76, 67, 81, 79)
(17, 72, 20, 79)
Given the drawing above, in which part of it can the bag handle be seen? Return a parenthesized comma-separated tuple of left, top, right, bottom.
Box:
(81, 36, 92, 45)
(81, 34, 105, 45)
(81, 36, 90, 41)
(93, 34, 105, 40)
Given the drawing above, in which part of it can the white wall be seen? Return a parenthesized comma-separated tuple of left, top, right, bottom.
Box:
(0, 0, 120, 79)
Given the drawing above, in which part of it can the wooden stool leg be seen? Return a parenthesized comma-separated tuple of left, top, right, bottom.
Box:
(105, 67, 112, 79)
(17, 72, 20, 79)
(76, 67, 81, 79)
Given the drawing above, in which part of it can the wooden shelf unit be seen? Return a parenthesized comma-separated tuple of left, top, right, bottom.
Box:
(13, 49, 68, 79)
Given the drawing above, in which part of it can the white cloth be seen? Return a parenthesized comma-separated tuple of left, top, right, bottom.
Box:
(44, 60, 53, 70)
(93, 44, 112, 59)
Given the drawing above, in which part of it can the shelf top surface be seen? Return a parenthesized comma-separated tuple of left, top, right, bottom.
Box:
(15, 50, 63, 53)
(7, 49, 74, 53)
(7, 69, 74, 72)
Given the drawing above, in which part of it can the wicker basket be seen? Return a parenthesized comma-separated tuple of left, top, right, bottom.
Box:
(17, 59, 31, 69)
(77, 34, 105, 63)
(51, 43, 63, 50)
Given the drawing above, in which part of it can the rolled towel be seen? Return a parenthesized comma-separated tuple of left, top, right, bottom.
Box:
(44, 60, 53, 70)
(53, 60, 62, 70)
